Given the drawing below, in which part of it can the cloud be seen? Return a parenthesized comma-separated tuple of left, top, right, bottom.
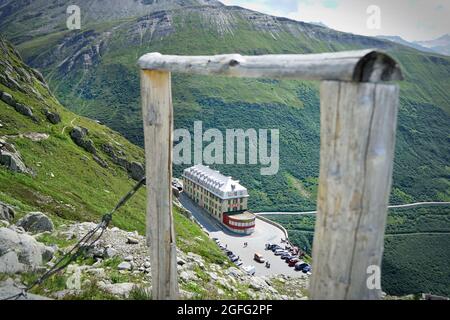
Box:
(222, 0, 450, 41)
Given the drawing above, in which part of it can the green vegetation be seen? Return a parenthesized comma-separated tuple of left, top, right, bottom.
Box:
(268, 206, 450, 297)
(3, 5, 447, 212)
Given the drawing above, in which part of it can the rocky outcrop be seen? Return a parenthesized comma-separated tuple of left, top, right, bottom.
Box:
(0, 91, 37, 122)
(16, 212, 54, 234)
(44, 109, 61, 124)
(70, 127, 97, 154)
(0, 226, 54, 273)
(0, 202, 15, 222)
(0, 138, 31, 174)
(102, 143, 144, 181)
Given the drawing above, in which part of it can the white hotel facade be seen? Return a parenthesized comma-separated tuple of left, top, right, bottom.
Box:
(182, 164, 256, 234)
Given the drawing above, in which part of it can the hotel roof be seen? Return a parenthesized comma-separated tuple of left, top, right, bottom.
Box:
(182, 164, 249, 200)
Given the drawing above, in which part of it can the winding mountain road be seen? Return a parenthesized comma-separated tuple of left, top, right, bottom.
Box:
(256, 202, 450, 216)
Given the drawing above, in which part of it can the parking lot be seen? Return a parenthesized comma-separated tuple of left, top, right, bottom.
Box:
(179, 194, 307, 277)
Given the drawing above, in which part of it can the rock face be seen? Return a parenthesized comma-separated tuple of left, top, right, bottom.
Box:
(102, 143, 145, 181)
(0, 202, 15, 222)
(70, 127, 97, 154)
(0, 139, 30, 174)
(16, 212, 54, 233)
(0, 226, 54, 273)
(0, 91, 37, 122)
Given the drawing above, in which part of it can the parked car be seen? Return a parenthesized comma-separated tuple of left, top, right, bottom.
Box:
(284, 255, 295, 262)
(288, 258, 300, 267)
(274, 249, 286, 256)
(295, 262, 309, 271)
(225, 250, 233, 256)
(229, 255, 239, 262)
(271, 245, 282, 252)
(212, 237, 219, 241)
(235, 260, 243, 267)
(219, 244, 226, 250)
(243, 265, 256, 276)
(254, 253, 265, 263)
(302, 265, 311, 273)
(280, 252, 291, 260)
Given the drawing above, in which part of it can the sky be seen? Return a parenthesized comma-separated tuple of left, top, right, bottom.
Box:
(220, 0, 450, 42)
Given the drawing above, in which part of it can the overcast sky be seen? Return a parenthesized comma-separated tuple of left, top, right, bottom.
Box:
(221, 0, 450, 42)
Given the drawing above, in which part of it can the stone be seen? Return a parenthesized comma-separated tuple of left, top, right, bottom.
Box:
(143, 261, 151, 268)
(0, 201, 15, 222)
(124, 255, 133, 262)
(104, 247, 118, 258)
(177, 257, 186, 266)
(14, 103, 34, 118)
(44, 109, 61, 124)
(126, 237, 139, 244)
(0, 140, 29, 174)
(0, 92, 15, 106)
(85, 268, 106, 279)
(0, 251, 23, 273)
(0, 227, 53, 273)
(129, 161, 145, 181)
(98, 282, 136, 298)
(0, 279, 51, 300)
(16, 212, 54, 233)
(117, 261, 132, 271)
(70, 127, 97, 154)
(179, 270, 198, 282)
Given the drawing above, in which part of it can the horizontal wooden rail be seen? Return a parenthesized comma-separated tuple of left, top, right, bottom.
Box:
(138, 49, 403, 82)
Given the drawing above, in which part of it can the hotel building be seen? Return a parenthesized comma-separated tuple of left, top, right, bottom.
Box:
(182, 164, 256, 235)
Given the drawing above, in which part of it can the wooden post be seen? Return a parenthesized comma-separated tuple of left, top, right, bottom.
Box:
(140, 70, 179, 300)
(310, 81, 399, 300)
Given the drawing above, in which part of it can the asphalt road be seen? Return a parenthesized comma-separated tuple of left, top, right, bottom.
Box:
(179, 194, 306, 277)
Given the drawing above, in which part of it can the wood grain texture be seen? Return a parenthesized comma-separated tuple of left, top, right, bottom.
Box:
(140, 70, 179, 300)
(310, 81, 399, 300)
(138, 50, 403, 82)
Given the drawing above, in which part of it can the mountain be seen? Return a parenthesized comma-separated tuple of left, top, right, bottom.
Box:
(0, 36, 311, 300)
(416, 34, 450, 56)
(376, 35, 436, 54)
(0, 0, 449, 213)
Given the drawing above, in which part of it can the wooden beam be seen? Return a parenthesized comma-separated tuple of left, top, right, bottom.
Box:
(140, 70, 179, 300)
(138, 50, 403, 82)
(310, 81, 399, 300)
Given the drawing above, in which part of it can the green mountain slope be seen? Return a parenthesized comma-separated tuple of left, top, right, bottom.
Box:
(1, 1, 449, 212)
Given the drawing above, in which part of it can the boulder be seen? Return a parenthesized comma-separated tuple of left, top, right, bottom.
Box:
(129, 162, 145, 181)
(0, 91, 15, 106)
(0, 278, 51, 300)
(44, 109, 61, 124)
(16, 212, 54, 233)
(98, 282, 136, 298)
(14, 103, 34, 118)
(0, 201, 15, 222)
(70, 127, 97, 154)
(0, 227, 54, 273)
(117, 261, 132, 271)
(0, 140, 29, 174)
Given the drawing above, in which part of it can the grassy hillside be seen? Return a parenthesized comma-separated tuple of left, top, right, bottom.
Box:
(1, 3, 448, 211)
(267, 205, 450, 297)
(0, 36, 229, 269)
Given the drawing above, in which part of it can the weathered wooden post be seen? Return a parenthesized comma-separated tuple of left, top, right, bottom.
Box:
(140, 70, 179, 299)
(310, 79, 401, 298)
